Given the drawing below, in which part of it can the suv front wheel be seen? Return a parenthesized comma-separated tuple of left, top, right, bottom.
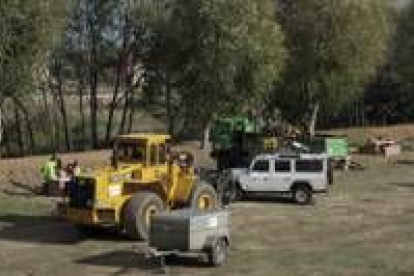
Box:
(292, 184, 313, 205)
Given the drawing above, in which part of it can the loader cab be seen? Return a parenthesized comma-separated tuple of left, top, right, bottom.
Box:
(113, 134, 171, 168)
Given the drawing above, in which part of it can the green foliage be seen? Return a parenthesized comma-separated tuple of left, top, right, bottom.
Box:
(0, 0, 69, 100)
(136, 0, 286, 125)
(395, 0, 414, 88)
(0, 0, 404, 155)
(275, 0, 391, 125)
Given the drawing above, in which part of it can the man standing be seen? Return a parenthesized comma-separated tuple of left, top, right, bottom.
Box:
(40, 154, 58, 195)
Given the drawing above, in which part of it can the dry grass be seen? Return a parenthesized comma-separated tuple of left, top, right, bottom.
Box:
(0, 150, 111, 191)
(324, 123, 414, 145)
(1, 139, 414, 275)
(0, 141, 213, 191)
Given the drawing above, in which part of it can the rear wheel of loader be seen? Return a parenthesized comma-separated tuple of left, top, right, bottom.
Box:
(75, 225, 100, 237)
(190, 182, 218, 211)
(123, 192, 164, 240)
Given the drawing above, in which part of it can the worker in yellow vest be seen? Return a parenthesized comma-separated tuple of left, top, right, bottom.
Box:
(40, 155, 58, 194)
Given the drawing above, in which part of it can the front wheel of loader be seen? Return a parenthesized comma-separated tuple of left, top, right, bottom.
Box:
(123, 192, 164, 240)
(190, 182, 219, 211)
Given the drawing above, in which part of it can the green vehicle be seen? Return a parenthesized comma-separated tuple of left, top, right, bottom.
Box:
(209, 116, 277, 170)
(301, 135, 349, 161)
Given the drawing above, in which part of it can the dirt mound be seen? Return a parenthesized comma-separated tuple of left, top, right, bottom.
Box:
(0, 151, 111, 190)
(0, 141, 214, 190)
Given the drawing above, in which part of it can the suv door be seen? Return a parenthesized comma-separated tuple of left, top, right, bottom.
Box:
(295, 158, 327, 191)
(269, 159, 293, 192)
(242, 159, 272, 192)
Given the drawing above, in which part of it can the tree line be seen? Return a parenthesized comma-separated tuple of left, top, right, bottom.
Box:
(0, 0, 413, 157)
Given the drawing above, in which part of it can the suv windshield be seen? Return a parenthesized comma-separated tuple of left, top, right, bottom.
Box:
(116, 141, 146, 163)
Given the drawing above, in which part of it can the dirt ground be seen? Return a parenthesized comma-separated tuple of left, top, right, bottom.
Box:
(324, 123, 414, 145)
(1, 142, 414, 275)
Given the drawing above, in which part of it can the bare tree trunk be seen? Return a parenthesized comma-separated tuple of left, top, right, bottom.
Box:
(13, 103, 24, 155)
(127, 88, 138, 133)
(200, 122, 211, 150)
(118, 88, 130, 135)
(127, 78, 145, 133)
(89, 54, 99, 148)
(106, 17, 129, 141)
(0, 100, 6, 158)
(54, 57, 72, 151)
(106, 63, 122, 141)
(25, 114, 35, 154)
(21, 105, 35, 154)
(48, 72, 63, 151)
(87, 0, 99, 149)
(166, 81, 174, 136)
(52, 95, 61, 152)
(0, 101, 3, 157)
(78, 77, 86, 149)
(12, 97, 35, 154)
(361, 99, 366, 127)
(2, 109, 12, 156)
(127, 100, 136, 133)
(309, 102, 320, 137)
(41, 87, 55, 151)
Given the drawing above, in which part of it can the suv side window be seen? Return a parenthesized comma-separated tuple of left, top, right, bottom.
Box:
(296, 159, 323, 172)
(252, 160, 270, 173)
(274, 160, 291, 172)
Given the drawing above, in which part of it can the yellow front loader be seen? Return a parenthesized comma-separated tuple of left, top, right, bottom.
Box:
(61, 134, 218, 240)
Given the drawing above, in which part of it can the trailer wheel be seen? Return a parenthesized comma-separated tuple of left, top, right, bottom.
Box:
(207, 237, 228, 266)
(292, 184, 313, 205)
(234, 183, 246, 201)
(190, 182, 218, 211)
(123, 192, 164, 240)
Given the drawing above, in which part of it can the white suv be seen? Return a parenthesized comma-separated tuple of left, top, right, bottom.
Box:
(232, 153, 330, 205)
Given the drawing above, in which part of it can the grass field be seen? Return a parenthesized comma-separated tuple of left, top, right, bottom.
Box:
(1, 140, 414, 275)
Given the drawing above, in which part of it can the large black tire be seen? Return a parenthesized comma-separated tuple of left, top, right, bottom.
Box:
(207, 237, 228, 266)
(215, 171, 233, 206)
(328, 161, 334, 186)
(123, 192, 164, 240)
(216, 151, 231, 171)
(292, 184, 313, 205)
(75, 225, 100, 237)
(190, 182, 219, 211)
(222, 182, 234, 205)
(234, 184, 245, 201)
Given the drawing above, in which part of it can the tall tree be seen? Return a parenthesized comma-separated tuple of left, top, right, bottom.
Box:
(0, 0, 70, 154)
(135, 0, 286, 137)
(62, 0, 142, 147)
(275, 0, 391, 135)
(67, 0, 120, 148)
(395, 0, 414, 88)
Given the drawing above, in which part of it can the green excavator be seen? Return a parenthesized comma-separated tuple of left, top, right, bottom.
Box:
(209, 116, 278, 170)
